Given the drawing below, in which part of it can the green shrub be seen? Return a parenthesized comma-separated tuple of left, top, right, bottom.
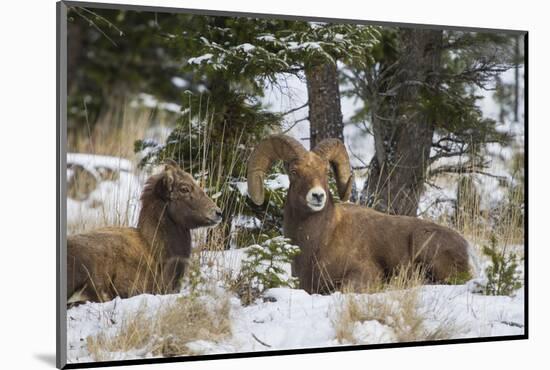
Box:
(482, 235, 523, 296)
(236, 236, 300, 304)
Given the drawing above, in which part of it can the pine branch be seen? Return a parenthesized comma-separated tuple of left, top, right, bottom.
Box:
(429, 151, 468, 163)
(430, 163, 508, 181)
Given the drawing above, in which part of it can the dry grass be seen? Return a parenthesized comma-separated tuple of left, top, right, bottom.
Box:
(332, 287, 457, 344)
(332, 263, 457, 344)
(453, 178, 524, 250)
(340, 262, 428, 295)
(87, 294, 232, 360)
(67, 200, 137, 235)
(68, 105, 172, 159)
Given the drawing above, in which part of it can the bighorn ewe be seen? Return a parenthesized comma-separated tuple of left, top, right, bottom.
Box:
(247, 135, 470, 293)
(67, 160, 222, 304)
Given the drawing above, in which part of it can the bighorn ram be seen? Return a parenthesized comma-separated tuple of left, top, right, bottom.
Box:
(247, 135, 470, 293)
(67, 160, 222, 304)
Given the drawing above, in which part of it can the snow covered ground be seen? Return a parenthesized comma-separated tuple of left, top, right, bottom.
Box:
(67, 249, 524, 364)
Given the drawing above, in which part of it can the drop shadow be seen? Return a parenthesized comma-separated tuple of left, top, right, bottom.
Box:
(34, 353, 57, 367)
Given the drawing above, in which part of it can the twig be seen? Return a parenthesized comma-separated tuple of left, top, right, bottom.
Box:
(347, 146, 370, 169)
(251, 333, 272, 348)
(499, 321, 524, 328)
(417, 198, 456, 217)
(281, 102, 308, 116)
(70, 6, 119, 47)
(77, 6, 125, 36)
(281, 116, 309, 134)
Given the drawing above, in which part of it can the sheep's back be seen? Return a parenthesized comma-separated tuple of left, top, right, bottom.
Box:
(332, 204, 468, 274)
(67, 227, 153, 300)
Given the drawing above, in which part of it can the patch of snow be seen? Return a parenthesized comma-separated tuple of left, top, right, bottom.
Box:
(171, 76, 189, 88)
(230, 181, 248, 196)
(300, 42, 322, 50)
(132, 93, 182, 113)
(232, 215, 261, 229)
(227, 216, 262, 249)
(353, 320, 396, 343)
(236, 43, 256, 53)
(256, 35, 276, 42)
(265, 174, 289, 190)
(188, 53, 214, 65)
(68, 153, 133, 173)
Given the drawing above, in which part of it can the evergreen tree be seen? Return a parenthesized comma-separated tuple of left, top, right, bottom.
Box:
(344, 28, 520, 216)
(154, 17, 380, 157)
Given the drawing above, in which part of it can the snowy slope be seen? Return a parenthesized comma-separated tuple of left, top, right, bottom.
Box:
(66, 249, 524, 364)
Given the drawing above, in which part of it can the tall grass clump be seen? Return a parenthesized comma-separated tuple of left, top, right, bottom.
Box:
(332, 289, 457, 344)
(87, 295, 232, 360)
(69, 104, 174, 159)
(332, 265, 457, 344)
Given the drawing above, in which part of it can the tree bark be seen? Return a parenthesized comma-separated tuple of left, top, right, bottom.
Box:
(305, 62, 344, 148)
(361, 28, 443, 216)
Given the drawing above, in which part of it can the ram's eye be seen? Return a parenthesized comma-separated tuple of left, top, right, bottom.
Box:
(180, 185, 190, 194)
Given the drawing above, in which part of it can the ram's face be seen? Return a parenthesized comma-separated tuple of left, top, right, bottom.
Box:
(287, 152, 330, 212)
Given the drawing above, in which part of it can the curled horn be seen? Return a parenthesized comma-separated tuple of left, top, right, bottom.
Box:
(247, 135, 307, 205)
(313, 138, 353, 201)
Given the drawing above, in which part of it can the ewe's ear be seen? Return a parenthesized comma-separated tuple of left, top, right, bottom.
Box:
(164, 158, 179, 170)
(156, 168, 175, 200)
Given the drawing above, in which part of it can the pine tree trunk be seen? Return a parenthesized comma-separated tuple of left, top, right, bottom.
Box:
(361, 29, 443, 216)
(305, 62, 344, 148)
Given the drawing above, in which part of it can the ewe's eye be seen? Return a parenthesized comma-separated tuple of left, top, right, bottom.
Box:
(290, 169, 297, 176)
